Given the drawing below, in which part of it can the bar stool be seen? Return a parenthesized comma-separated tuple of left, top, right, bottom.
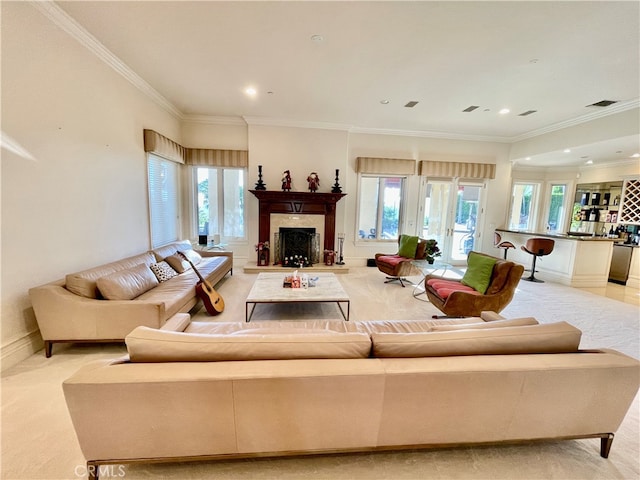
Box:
(494, 232, 515, 259)
(521, 238, 555, 283)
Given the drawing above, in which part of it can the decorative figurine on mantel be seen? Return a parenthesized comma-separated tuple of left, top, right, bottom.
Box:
(254, 165, 266, 190)
(306, 172, 320, 192)
(281, 170, 292, 191)
(331, 168, 342, 193)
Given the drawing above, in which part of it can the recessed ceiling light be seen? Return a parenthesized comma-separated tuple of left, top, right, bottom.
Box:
(499, 108, 510, 115)
(244, 87, 257, 97)
(564, 148, 571, 153)
(380, 99, 390, 105)
(631, 153, 640, 158)
(525, 157, 532, 161)
(586, 160, 594, 165)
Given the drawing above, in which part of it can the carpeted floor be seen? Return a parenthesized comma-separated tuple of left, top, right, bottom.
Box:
(2, 267, 639, 479)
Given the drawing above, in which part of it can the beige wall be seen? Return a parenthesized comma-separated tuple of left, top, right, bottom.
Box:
(1, 2, 181, 368)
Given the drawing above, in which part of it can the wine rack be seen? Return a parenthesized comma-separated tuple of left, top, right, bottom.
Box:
(620, 179, 640, 224)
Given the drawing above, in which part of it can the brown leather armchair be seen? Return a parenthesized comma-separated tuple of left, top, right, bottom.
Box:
(424, 251, 524, 317)
(375, 237, 428, 287)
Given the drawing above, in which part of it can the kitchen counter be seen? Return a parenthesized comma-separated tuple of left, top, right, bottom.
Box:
(496, 228, 625, 242)
(495, 229, 616, 287)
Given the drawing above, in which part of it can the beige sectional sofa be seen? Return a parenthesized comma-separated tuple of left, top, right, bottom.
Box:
(29, 240, 232, 357)
(63, 313, 640, 479)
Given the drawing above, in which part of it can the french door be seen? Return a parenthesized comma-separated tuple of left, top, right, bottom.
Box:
(421, 178, 484, 265)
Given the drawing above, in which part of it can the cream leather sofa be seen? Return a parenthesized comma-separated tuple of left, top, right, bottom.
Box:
(63, 313, 640, 479)
(29, 240, 232, 357)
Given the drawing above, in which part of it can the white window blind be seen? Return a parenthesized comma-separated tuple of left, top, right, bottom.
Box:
(147, 154, 179, 247)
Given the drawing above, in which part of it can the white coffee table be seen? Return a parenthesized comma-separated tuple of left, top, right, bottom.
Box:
(246, 272, 350, 322)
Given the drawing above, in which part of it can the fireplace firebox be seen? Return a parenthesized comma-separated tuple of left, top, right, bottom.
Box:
(274, 228, 320, 266)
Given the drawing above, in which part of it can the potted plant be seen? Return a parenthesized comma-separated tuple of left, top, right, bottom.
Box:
(425, 239, 441, 264)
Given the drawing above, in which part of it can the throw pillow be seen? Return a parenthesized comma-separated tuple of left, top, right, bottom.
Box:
(460, 252, 497, 294)
(398, 234, 419, 258)
(150, 261, 178, 283)
(165, 254, 192, 273)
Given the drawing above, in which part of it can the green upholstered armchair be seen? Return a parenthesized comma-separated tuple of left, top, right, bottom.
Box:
(374, 235, 429, 287)
(424, 251, 524, 317)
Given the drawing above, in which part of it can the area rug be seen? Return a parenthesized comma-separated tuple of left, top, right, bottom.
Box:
(2, 267, 639, 479)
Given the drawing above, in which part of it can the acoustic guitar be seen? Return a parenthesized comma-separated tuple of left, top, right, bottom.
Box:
(178, 251, 225, 315)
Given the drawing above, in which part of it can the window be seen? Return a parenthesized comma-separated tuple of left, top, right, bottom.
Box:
(358, 176, 404, 240)
(508, 182, 539, 231)
(147, 154, 180, 248)
(546, 183, 567, 232)
(195, 167, 245, 240)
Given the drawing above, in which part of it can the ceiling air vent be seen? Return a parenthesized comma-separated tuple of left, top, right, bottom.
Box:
(518, 110, 537, 116)
(404, 101, 419, 108)
(463, 106, 479, 112)
(587, 100, 618, 107)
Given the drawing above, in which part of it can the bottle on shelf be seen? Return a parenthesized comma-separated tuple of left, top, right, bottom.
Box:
(608, 226, 615, 238)
(588, 208, 597, 222)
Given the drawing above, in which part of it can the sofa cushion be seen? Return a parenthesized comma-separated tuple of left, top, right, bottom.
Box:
(430, 317, 539, 331)
(461, 252, 497, 294)
(65, 252, 156, 299)
(125, 326, 372, 362)
(185, 320, 359, 335)
(376, 255, 408, 267)
(398, 234, 419, 258)
(151, 240, 193, 262)
(150, 261, 178, 282)
(371, 322, 581, 358)
(180, 248, 203, 265)
(96, 263, 159, 300)
(164, 254, 192, 273)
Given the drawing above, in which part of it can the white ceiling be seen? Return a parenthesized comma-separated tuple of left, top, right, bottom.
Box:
(55, 1, 640, 167)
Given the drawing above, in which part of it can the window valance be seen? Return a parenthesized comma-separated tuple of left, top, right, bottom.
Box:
(356, 157, 416, 175)
(186, 149, 248, 168)
(143, 129, 186, 164)
(143, 129, 248, 167)
(419, 160, 496, 179)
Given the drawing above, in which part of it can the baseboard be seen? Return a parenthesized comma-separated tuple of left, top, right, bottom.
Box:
(1, 330, 43, 371)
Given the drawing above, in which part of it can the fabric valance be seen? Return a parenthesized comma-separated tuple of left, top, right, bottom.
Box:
(143, 129, 186, 164)
(143, 129, 249, 167)
(356, 157, 416, 175)
(419, 160, 496, 179)
(186, 149, 248, 168)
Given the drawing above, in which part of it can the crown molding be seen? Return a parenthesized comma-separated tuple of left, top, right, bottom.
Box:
(349, 126, 513, 143)
(31, 0, 183, 119)
(182, 114, 247, 126)
(511, 99, 640, 143)
(242, 116, 353, 131)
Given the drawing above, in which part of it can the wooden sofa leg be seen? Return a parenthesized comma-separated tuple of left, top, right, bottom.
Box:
(44, 341, 52, 358)
(600, 433, 614, 458)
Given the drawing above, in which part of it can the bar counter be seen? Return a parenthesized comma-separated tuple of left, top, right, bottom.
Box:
(495, 228, 620, 287)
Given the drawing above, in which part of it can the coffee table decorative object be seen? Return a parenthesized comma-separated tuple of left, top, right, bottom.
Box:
(246, 272, 349, 322)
